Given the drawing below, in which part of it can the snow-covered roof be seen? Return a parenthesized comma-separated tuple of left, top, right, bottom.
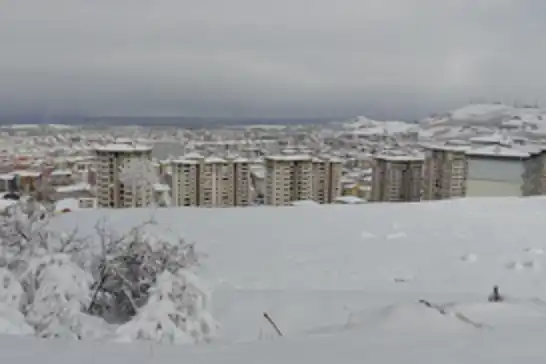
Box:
(375, 154, 425, 162)
(312, 156, 344, 163)
(421, 142, 470, 153)
(171, 159, 200, 165)
(55, 183, 91, 193)
(183, 152, 204, 159)
(231, 157, 251, 163)
(465, 145, 531, 158)
(265, 155, 312, 162)
(204, 157, 226, 164)
(94, 143, 152, 152)
(469, 134, 509, 144)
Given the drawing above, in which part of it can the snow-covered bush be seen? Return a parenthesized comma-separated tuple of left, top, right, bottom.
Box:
(0, 199, 216, 344)
(0, 268, 25, 309)
(89, 225, 201, 320)
(22, 254, 94, 339)
(116, 270, 217, 344)
(0, 198, 50, 275)
(0, 304, 34, 336)
(119, 157, 157, 206)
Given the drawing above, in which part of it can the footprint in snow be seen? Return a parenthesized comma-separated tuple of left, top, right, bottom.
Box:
(386, 232, 407, 240)
(505, 259, 539, 271)
(524, 248, 545, 255)
(460, 253, 478, 263)
(505, 261, 525, 270)
(393, 274, 414, 283)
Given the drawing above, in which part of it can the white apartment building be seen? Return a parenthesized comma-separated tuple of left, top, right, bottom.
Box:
(370, 154, 424, 202)
(264, 155, 342, 206)
(94, 143, 154, 208)
(170, 157, 251, 207)
(233, 158, 252, 206)
(200, 157, 234, 207)
(422, 145, 468, 200)
(312, 157, 343, 203)
(171, 158, 200, 206)
(265, 155, 314, 206)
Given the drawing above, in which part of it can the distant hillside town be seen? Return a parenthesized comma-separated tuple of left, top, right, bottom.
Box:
(1, 102, 546, 213)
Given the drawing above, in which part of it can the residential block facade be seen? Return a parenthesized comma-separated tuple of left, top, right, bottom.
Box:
(95, 143, 154, 208)
(370, 155, 424, 202)
(422, 145, 468, 200)
(264, 155, 342, 205)
(170, 157, 251, 207)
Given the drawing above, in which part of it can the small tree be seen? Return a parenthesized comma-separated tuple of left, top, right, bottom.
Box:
(118, 157, 157, 207)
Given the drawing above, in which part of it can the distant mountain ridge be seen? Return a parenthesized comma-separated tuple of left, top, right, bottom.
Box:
(0, 116, 337, 127)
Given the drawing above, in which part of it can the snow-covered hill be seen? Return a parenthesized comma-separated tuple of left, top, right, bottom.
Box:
(6, 197, 546, 362)
(337, 103, 546, 140)
(338, 116, 419, 135)
(421, 103, 546, 131)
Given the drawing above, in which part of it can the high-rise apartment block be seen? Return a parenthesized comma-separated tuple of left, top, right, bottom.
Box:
(170, 156, 251, 207)
(264, 155, 342, 205)
(95, 143, 154, 208)
(422, 145, 468, 200)
(370, 155, 424, 202)
(312, 157, 343, 204)
(265, 155, 313, 206)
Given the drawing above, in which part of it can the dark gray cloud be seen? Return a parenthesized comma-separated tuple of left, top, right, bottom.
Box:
(0, 0, 542, 119)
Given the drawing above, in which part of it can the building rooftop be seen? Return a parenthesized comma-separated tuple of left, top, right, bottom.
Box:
(55, 183, 92, 193)
(465, 145, 531, 159)
(204, 157, 226, 164)
(421, 142, 470, 153)
(265, 155, 312, 162)
(171, 158, 200, 165)
(374, 154, 425, 162)
(93, 143, 153, 152)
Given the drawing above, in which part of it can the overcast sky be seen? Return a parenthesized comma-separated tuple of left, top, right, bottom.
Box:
(0, 0, 543, 120)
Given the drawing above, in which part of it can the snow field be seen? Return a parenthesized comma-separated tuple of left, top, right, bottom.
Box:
(46, 197, 546, 342)
(3, 197, 546, 361)
(0, 198, 546, 364)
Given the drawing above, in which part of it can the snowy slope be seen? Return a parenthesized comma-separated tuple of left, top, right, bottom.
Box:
(50, 198, 546, 294)
(421, 103, 546, 129)
(7, 197, 546, 361)
(3, 319, 546, 364)
(339, 116, 419, 135)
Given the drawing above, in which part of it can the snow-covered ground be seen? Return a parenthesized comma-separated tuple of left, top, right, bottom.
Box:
(423, 103, 546, 126)
(7, 197, 546, 361)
